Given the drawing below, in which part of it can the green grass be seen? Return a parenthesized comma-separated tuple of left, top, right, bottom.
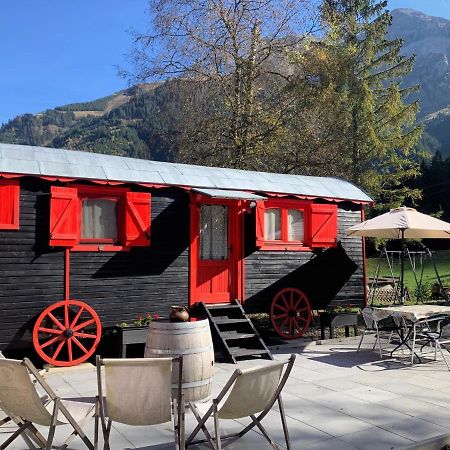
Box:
(367, 249, 450, 298)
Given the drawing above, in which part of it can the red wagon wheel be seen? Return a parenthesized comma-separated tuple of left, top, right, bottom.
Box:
(270, 288, 312, 340)
(33, 300, 102, 367)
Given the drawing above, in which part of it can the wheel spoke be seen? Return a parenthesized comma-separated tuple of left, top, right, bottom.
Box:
(64, 304, 69, 328)
(73, 318, 95, 332)
(281, 295, 289, 311)
(40, 335, 62, 349)
(289, 318, 294, 336)
(52, 340, 66, 359)
(274, 303, 288, 313)
(290, 290, 294, 308)
(38, 327, 63, 335)
(70, 306, 85, 328)
(72, 337, 88, 354)
(297, 307, 309, 313)
(67, 338, 73, 362)
(293, 317, 301, 333)
(279, 316, 290, 330)
(74, 331, 96, 339)
(292, 298, 301, 311)
(47, 313, 65, 331)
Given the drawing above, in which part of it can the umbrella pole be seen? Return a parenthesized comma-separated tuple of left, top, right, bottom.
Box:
(400, 229, 406, 304)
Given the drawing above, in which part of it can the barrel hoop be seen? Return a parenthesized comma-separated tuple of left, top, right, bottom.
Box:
(145, 346, 213, 355)
(147, 328, 209, 335)
(171, 378, 212, 389)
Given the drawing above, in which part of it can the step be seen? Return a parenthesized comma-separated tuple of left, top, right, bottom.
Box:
(212, 318, 249, 324)
(221, 331, 257, 340)
(229, 348, 272, 358)
(207, 304, 241, 310)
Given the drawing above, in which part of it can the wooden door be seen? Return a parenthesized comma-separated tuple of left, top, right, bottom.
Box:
(190, 199, 240, 305)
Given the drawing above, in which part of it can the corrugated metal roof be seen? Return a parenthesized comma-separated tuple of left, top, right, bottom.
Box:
(192, 188, 266, 200)
(0, 143, 372, 203)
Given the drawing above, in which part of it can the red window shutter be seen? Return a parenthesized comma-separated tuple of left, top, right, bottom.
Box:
(124, 192, 151, 247)
(310, 204, 338, 248)
(0, 180, 20, 230)
(49, 186, 78, 247)
(255, 201, 265, 246)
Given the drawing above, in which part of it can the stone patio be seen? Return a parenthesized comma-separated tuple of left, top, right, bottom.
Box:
(2, 335, 450, 449)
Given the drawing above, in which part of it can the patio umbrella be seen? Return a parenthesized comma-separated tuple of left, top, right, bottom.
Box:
(346, 206, 450, 303)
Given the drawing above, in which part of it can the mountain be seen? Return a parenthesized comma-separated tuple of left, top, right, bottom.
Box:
(389, 8, 450, 156)
(3, 7, 450, 159)
(0, 82, 187, 161)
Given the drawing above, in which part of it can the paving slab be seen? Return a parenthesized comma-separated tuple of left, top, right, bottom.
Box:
(3, 335, 450, 449)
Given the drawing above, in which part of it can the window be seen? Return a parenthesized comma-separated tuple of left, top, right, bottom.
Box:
(256, 199, 337, 250)
(81, 197, 118, 242)
(49, 186, 151, 250)
(200, 204, 228, 260)
(0, 179, 20, 230)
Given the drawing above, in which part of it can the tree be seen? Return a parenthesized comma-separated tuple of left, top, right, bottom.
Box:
(125, 0, 319, 169)
(320, 0, 423, 210)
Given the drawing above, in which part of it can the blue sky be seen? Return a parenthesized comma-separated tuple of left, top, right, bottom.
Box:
(0, 0, 449, 125)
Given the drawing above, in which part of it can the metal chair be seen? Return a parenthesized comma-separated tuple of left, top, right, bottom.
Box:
(0, 357, 95, 450)
(414, 315, 450, 369)
(186, 354, 296, 450)
(96, 356, 185, 450)
(357, 308, 403, 358)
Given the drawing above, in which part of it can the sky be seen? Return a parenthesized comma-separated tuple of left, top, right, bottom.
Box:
(1, 0, 450, 125)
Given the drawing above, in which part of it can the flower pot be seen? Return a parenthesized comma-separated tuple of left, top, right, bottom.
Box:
(169, 305, 189, 322)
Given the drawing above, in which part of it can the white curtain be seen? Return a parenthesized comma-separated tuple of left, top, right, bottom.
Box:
(82, 198, 117, 240)
(288, 209, 304, 241)
(264, 209, 281, 240)
(200, 205, 228, 260)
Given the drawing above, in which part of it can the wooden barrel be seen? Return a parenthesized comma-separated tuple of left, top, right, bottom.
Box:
(144, 319, 214, 402)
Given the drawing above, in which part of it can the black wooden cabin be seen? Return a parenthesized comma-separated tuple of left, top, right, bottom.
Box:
(0, 143, 372, 362)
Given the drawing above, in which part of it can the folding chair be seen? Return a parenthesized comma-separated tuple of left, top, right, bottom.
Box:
(0, 357, 95, 450)
(96, 356, 184, 450)
(186, 354, 296, 450)
(357, 308, 403, 358)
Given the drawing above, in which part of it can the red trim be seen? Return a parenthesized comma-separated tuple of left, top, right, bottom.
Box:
(0, 172, 373, 204)
(64, 248, 70, 301)
(0, 179, 20, 230)
(256, 199, 313, 251)
(361, 205, 368, 307)
(189, 193, 243, 306)
(71, 244, 130, 252)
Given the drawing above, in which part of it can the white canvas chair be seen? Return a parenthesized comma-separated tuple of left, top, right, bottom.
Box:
(357, 308, 403, 358)
(96, 356, 185, 450)
(186, 354, 296, 450)
(0, 357, 95, 450)
(0, 351, 48, 449)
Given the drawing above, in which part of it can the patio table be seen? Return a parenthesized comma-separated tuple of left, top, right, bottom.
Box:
(371, 305, 450, 365)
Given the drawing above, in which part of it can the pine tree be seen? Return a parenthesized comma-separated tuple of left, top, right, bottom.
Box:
(321, 0, 423, 210)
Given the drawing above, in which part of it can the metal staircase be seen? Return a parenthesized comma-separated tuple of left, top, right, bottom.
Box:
(199, 299, 273, 363)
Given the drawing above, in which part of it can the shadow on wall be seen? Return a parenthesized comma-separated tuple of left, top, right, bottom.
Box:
(92, 190, 190, 278)
(244, 244, 359, 314)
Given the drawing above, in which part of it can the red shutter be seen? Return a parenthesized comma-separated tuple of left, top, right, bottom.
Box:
(0, 180, 20, 230)
(310, 204, 338, 248)
(124, 192, 151, 247)
(255, 201, 265, 246)
(49, 186, 78, 247)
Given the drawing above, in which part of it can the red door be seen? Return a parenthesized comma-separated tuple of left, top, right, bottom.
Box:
(190, 198, 241, 305)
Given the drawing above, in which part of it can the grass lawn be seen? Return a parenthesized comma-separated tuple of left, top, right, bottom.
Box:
(366, 249, 450, 298)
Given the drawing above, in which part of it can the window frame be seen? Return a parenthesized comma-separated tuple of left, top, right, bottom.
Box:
(256, 199, 338, 251)
(257, 199, 310, 251)
(73, 186, 128, 251)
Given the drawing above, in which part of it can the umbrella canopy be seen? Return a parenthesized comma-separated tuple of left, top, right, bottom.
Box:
(347, 207, 450, 239)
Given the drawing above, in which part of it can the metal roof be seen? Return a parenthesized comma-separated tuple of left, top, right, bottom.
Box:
(0, 143, 372, 203)
(192, 188, 266, 201)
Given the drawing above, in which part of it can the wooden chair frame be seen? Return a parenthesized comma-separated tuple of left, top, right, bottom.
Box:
(96, 355, 185, 450)
(0, 357, 95, 450)
(186, 354, 296, 450)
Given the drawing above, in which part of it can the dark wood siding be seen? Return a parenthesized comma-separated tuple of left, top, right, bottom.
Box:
(0, 180, 190, 350)
(243, 203, 364, 313)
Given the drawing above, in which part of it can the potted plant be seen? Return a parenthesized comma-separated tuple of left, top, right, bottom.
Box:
(116, 312, 161, 357)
